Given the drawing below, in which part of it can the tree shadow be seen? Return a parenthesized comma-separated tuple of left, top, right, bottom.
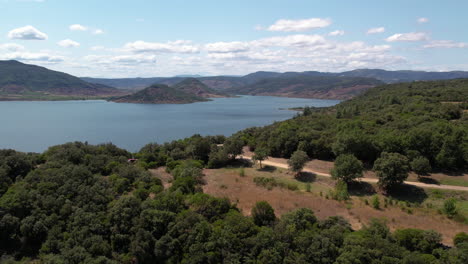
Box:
(418, 177, 440, 185)
(347, 181, 376, 196)
(227, 158, 253, 168)
(295, 172, 316, 183)
(258, 165, 277, 172)
(431, 169, 467, 177)
(387, 184, 428, 204)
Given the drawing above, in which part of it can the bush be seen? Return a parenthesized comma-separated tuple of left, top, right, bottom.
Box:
(331, 180, 349, 201)
(372, 195, 380, 209)
(443, 198, 458, 218)
(410, 156, 431, 177)
(453, 232, 468, 247)
(251, 201, 276, 226)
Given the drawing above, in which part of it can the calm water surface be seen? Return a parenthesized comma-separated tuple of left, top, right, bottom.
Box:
(0, 96, 339, 152)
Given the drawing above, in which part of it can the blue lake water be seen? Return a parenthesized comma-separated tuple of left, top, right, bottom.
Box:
(0, 96, 339, 153)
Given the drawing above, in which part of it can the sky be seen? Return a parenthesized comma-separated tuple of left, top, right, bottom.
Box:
(1, 0, 468, 77)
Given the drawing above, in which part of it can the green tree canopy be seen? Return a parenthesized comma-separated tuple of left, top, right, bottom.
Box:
(287, 150, 309, 176)
(331, 154, 363, 183)
(373, 152, 410, 190)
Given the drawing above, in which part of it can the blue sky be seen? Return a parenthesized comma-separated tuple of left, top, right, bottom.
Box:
(1, 0, 468, 77)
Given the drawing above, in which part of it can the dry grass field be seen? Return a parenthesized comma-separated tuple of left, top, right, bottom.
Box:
(150, 159, 468, 245)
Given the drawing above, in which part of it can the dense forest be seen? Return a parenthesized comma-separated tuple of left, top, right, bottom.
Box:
(237, 79, 468, 171)
(1, 78, 468, 263)
(1, 140, 468, 264)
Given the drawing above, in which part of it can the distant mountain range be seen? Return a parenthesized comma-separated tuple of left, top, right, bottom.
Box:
(226, 76, 384, 100)
(81, 69, 468, 91)
(0, 60, 123, 100)
(2, 60, 468, 102)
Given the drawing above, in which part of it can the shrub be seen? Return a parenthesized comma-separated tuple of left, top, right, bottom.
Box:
(372, 195, 380, 209)
(443, 198, 457, 218)
(251, 201, 276, 226)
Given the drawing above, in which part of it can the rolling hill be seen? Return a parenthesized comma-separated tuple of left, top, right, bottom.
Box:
(226, 76, 384, 99)
(0, 60, 123, 100)
(110, 84, 208, 104)
(172, 78, 228, 98)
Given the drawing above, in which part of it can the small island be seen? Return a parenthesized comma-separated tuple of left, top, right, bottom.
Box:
(110, 78, 229, 104)
(172, 78, 228, 98)
(109, 83, 209, 104)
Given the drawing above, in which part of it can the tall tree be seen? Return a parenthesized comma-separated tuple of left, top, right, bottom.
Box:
(252, 147, 269, 169)
(373, 152, 409, 190)
(331, 154, 363, 183)
(287, 150, 309, 176)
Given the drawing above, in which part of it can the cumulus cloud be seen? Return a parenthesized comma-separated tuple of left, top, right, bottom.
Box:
(386, 32, 429, 42)
(85, 54, 157, 64)
(69, 24, 87, 31)
(253, 34, 326, 47)
(8, 25, 48, 40)
(328, 30, 344, 36)
(417, 17, 429, 24)
(267, 18, 331, 32)
(0, 43, 25, 52)
(423, 40, 468, 49)
(58, 39, 80, 48)
(124, 40, 199, 53)
(205, 41, 250, 53)
(0, 52, 63, 62)
(367, 27, 385, 34)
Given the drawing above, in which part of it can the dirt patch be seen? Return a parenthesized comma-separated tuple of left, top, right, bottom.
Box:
(203, 167, 467, 245)
(149, 167, 173, 189)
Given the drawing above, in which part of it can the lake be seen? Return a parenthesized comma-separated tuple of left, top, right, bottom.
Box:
(0, 96, 339, 153)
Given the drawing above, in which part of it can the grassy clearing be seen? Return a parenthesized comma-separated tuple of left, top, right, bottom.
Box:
(439, 178, 468, 187)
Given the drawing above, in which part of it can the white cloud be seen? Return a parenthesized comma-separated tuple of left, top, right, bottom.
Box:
(124, 40, 199, 53)
(417, 17, 429, 24)
(58, 39, 80, 48)
(7, 25, 48, 40)
(69, 24, 88, 31)
(0, 52, 63, 62)
(85, 54, 157, 64)
(423, 40, 468, 49)
(253, 34, 327, 47)
(93, 29, 104, 35)
(367, 27, 385, 34)
(205, 41, 250, 53)
(386, 32, 429, 42)
(0, 43, 25, 52)
(328, 30, 344, 36)
(267, 18, 331, 32)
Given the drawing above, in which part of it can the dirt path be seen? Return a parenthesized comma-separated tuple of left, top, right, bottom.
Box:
(241, 155, 468, 192)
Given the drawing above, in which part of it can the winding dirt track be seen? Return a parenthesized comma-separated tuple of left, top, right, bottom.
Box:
(241, 155, 468, 192)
